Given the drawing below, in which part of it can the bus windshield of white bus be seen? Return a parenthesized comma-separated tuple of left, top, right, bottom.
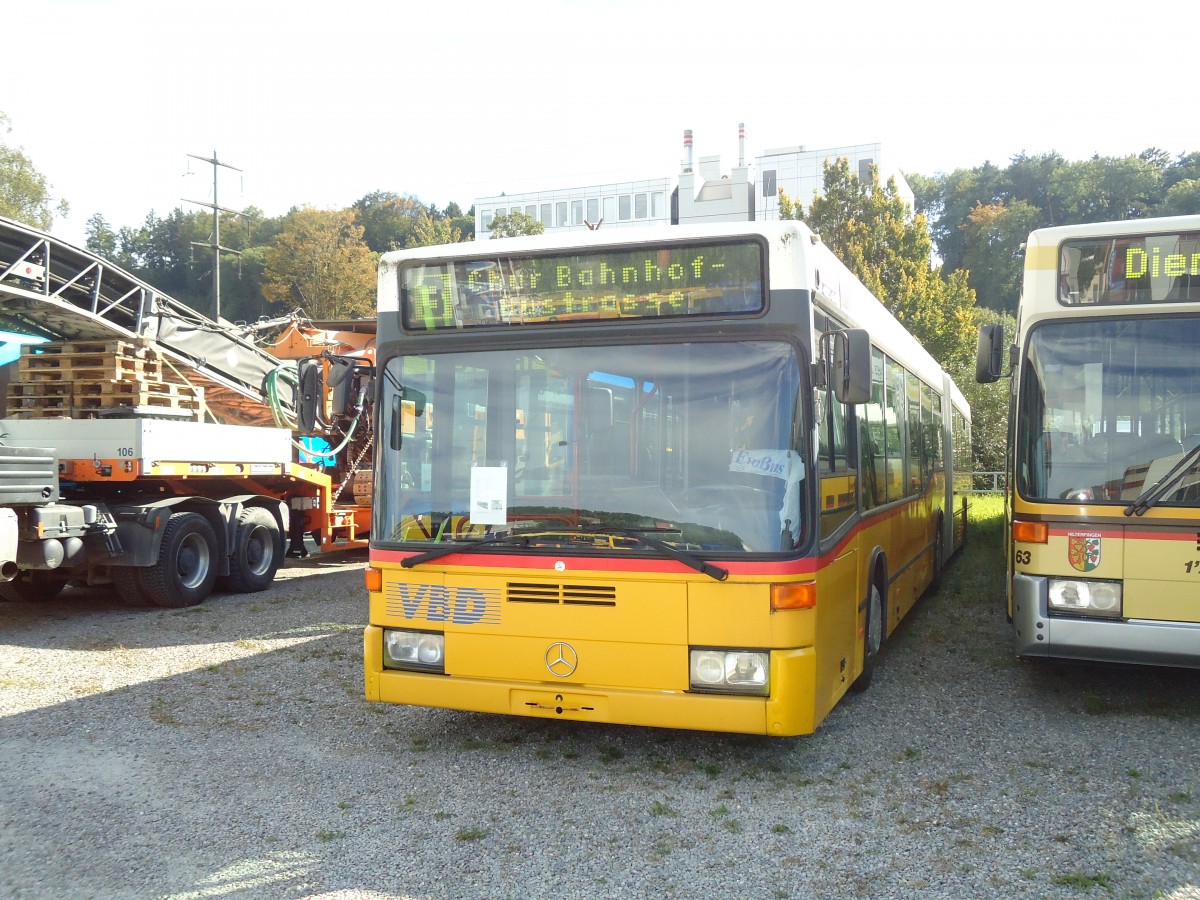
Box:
(1016, 317, 1200, 504)
(1058, 230, 1200, 305)
(377, 340, 807, 555)
(399, 239, 764, 330)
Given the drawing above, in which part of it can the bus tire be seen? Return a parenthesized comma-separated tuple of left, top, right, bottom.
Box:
(218, 507, 282, 594)
(928, 521, 944, 596)
(142, 512, 218, 608)
(0, 570, 69, 603)
(851, 576, 885, 693)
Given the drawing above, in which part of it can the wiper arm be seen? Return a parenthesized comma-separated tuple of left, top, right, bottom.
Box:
(400, 524, 730, 582)
(1124, 443, 1200, 516)
(401, 533, 528, 568)
(578, 524, 729, 582)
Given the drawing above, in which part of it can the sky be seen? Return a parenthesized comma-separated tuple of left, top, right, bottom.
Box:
(5, 0, 1195, 246)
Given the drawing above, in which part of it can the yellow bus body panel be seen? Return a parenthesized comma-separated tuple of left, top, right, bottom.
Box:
(365, 561, 831, 735)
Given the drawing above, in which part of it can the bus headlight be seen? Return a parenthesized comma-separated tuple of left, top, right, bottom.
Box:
(383, 629, 445, 673)
(689, 649, 769, 696)
(1047, 578, 1122, 618)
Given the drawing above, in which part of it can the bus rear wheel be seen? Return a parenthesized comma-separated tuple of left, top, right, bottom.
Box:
(928, 523, 944, 596)
(851, 579, 884, 693)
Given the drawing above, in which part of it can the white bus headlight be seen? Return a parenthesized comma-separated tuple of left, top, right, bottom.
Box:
(383, 629, 445, 673)
(1047, 578, 1122, 618)
(689, 649, 769, 696)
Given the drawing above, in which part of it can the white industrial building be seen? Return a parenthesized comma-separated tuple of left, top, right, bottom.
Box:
(474, 128, 913, 238)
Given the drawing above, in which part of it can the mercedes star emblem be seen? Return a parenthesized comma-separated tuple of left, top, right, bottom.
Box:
(545, 641, 578, 678)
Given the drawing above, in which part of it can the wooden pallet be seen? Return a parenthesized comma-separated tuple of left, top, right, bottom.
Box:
(74, 380, 203, 402)
(7, 381, 74, 403)
(18, 354, 163, 383)
(74, 392, 203, 413)
(26, 338, 155, 359)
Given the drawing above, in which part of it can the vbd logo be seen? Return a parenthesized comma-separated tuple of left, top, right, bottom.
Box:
(385, 583, 502, 625)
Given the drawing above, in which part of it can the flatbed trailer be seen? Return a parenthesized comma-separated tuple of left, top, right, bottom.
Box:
(0, 417, 364, 606)
(0, 215, 373, 606)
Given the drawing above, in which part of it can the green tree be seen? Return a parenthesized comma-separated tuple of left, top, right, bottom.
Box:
(487, 209, 543, 239)
(959, 200, 1041, 314)
(783, 158, 978, 367)
(407, 210, 466, 247)
(262, 207, 377, 319)
(1161, 179, 1200, 216)
(450, 203, 476, 241)
(84, 213, 118, 260)
(0, 112, 68, 229)
(1048, 154, 1162, 224)
(351, 191, 426, 253)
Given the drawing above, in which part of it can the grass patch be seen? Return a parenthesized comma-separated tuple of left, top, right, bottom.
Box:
(455, 827, 489, 841)
(1051, 872, 1112, 890)
(149, 698, 181, 726)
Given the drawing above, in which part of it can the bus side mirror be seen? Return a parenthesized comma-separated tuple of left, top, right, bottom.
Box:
(297, 359, 323, 435)
(389, 387, 426, 450)
(832, 328, 871, 405)
(975, 324, 1005, 383)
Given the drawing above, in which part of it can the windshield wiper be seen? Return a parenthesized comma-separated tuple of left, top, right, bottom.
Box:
(400, 524, 729, 581)
(575, 524, 728, 581)
(401, 533, 529, 568)
(1124, 443, 1200, 516)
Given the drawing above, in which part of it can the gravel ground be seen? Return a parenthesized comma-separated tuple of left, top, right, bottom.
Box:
(2, 540, 1199, 900)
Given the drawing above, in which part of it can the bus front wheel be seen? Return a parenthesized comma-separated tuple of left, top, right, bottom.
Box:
(851, 579, 884, 693)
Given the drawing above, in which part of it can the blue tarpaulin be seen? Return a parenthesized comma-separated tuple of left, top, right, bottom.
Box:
(0, 331, 47, 366)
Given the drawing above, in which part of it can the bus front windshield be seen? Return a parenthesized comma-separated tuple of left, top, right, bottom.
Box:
(1017, 317, 1200, 505)
(377, 341, 806, 555)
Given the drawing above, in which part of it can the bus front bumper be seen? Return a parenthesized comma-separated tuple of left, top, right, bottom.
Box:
(363, 626, 818, 736)
(1013, 574, 1200, 668)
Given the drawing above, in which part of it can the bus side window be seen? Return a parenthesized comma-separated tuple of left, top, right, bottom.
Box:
(862, 348, 887, 508)
(818, 384, 857, 540)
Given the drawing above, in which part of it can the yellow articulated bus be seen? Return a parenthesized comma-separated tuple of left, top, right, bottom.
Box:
(365, 222, 969, 736)
(978, 214, 1200, 668)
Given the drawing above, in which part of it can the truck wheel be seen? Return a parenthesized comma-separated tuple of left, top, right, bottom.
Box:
(218, 507, 282, 593)
(0, 570, 69, 603)
(142, 512, 218, 608)
(111, 566, 153, 606)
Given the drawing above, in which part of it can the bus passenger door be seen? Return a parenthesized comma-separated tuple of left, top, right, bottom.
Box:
(815, 385, 860, 706)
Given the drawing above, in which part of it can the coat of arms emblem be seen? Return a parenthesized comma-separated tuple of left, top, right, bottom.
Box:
(1067, 532, 1101, 572)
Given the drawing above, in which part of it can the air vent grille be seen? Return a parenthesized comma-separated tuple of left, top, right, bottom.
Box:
(507, 582, 617, 606)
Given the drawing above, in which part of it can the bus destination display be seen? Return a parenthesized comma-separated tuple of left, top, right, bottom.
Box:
(1060, 230, 1200, 305)
(401, 240, 764, 330)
